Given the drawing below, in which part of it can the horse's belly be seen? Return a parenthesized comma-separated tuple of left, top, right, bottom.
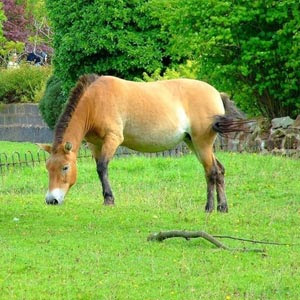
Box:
(122, 129, 186, 152)
(122, 108, 190, 152)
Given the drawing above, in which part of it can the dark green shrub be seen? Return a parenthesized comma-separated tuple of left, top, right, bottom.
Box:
(39, 75, 66, 129)
(0, 65, 51, 103)
(46, 0, 169, 94)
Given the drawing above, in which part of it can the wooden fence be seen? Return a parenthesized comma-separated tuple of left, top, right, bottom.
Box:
(0, 143, 191, 175)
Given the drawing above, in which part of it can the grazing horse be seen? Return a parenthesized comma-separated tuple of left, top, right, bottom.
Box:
(38, 75, 248, 212)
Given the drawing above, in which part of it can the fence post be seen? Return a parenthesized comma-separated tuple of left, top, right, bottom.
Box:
(12, 152, 21, 168)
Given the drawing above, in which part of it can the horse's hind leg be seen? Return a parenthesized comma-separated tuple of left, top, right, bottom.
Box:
(202, 149, 218, 213)
(186, 136, 228, 213)
(215, 159, 228, 212)
(90, 134, 122, 205)
(186, 138, 217, 212)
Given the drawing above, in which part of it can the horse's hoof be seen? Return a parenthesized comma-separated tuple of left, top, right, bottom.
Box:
(217, 203, 228, 213)
(205, 204, 214, 213)
(103, 198, 115, 206)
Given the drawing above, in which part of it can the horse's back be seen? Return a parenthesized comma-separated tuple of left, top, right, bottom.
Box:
(88, 76, 224, 151)
(96, 76, 224, 116)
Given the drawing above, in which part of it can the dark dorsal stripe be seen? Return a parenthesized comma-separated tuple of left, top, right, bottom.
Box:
(53, 74, 99, 149)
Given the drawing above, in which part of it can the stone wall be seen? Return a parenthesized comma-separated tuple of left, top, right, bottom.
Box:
(215, 115, 300, 158)
(0, 103, 53, 143)
(0, 103, 299, 158)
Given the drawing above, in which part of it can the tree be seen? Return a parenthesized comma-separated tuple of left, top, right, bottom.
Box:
(152, 0, 300, 118)
(0, 0, 52, 66)
(24, 0, 48, 22)
(0, 2, 6, 44)
(0, 1, 25, 66)
(2, 0, 28, 42)
(46, 0, 170, 92)
(23, 0, 53, 54)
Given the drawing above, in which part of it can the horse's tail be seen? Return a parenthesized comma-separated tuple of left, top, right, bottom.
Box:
(212, 93, 253, 134)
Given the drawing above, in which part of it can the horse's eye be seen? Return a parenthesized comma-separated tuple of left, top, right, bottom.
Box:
(62, 165, 69, 172)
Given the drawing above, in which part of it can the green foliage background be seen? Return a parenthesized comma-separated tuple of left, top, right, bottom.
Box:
(43, 0, 299, 128)
(46, 0, 169, 92)
(152, 0, 300, 118)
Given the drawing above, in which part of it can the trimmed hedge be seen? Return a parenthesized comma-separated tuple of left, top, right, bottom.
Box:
(46, 0, 169, 93)
(0, 65, 52, 103)
(39, 75, 65, 129)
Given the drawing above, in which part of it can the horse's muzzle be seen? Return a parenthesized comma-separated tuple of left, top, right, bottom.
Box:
(45, 188, 65, 205)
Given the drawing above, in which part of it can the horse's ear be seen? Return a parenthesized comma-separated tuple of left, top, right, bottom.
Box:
(64, 141, 73, 153)
(36, 143, 52, 154)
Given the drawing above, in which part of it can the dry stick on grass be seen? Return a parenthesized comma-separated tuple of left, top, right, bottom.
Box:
(147, 230, 295, 253)
(212, 235, 294, 246)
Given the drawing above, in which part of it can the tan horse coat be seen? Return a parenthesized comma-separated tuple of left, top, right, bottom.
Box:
(40, 75, 247, 212)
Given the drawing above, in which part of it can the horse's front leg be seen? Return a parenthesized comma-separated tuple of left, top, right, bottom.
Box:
(96, 158, 115, 205)
(93, 134, 122, 205)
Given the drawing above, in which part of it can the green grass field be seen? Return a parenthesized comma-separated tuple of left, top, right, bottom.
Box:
(0, 141, 300, 299)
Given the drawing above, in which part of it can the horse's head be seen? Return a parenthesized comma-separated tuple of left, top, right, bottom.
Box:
(38, 142, 77, 205)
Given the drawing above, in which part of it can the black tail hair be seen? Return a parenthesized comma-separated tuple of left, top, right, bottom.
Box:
(212, 93, 254, 135)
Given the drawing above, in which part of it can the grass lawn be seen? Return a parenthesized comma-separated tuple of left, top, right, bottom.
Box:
(0, 141, 300, 299)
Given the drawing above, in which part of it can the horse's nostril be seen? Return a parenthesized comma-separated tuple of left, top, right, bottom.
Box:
(46, 199, 59, 205)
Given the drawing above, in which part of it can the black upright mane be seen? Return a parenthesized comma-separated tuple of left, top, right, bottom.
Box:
(53, 74, 99, 149)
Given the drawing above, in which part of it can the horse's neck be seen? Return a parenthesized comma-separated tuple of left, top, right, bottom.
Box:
(62, 100, 92, 154)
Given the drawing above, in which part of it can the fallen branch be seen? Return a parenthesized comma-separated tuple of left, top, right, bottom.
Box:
(212, 235, 295, 246)
(147, 230, 293, 253)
